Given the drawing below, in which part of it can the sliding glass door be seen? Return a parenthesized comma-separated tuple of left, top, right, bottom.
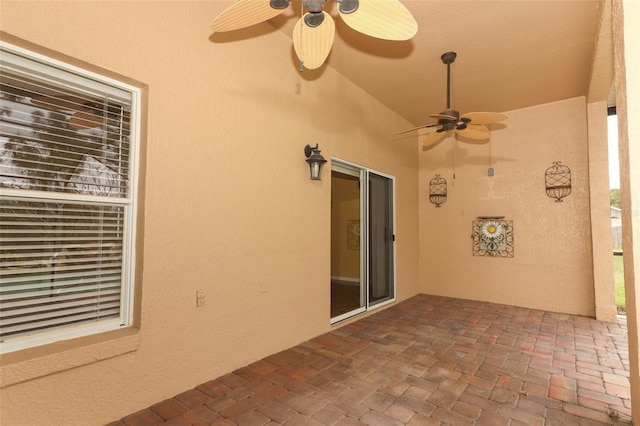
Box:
(368, 173, 395, 306)
(330, 160, 395, 323)
(330, 167, 364, 319)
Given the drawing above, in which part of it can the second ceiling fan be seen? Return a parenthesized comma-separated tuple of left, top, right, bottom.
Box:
(399, 52, 507, 148)
(211, 0, 418, 70)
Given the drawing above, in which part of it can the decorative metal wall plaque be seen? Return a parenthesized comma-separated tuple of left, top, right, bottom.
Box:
(472, 217, 514, 257)
(429, 174, 447, 207)
(545, 161, 571, 202)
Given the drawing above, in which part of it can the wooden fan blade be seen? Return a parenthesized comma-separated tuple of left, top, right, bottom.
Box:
(293, 12, 335, 70)
(338, 0, 417, 41)
(456, 124, 489, 140)
(461, 112, 507, 125)
(397, 122, 442, 135)
(69, 111, 103, 130)
(397, 125, 427, 135)
(429, 113, 457, 121)
(423, 130, 449, 148)
(211, 0, 287, 32)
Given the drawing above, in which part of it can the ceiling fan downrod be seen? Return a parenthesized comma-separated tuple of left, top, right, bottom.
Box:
(441, 51, 457, 113)
(440, 51, 468, 130)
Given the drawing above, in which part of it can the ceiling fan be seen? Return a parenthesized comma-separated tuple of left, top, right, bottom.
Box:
(211, 0, 418, 70)
(398, 51, 507, 148)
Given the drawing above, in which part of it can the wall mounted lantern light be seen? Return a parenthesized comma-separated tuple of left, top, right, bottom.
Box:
(304, 144, 327, 180)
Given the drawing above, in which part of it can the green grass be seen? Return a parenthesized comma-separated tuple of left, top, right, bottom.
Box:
(613, 255, 625, 311)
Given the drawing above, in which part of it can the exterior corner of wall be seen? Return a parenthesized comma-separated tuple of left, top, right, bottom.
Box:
(595, 304, 619, 322)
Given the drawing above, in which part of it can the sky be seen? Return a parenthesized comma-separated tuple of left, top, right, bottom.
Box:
(608, 114, 620, 189)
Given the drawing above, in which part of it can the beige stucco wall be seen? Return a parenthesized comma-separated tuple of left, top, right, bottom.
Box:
(2, 0, 638, 424)
(613, 0, 640, 422)
(587, 101, 617, 322)
(419, 97, 596, 316)
(0, 1, 420, 424)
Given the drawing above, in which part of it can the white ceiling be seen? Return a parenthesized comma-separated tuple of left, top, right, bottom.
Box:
(215, 0, 613, 128)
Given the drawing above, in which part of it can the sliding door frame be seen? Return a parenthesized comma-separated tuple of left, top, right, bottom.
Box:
(330, 158, 396, 324)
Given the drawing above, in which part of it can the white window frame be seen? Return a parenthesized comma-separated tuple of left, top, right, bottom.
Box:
(0, 41, 141, 353)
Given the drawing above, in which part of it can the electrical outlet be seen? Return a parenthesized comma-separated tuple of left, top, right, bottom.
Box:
(196, 289, 206, 307)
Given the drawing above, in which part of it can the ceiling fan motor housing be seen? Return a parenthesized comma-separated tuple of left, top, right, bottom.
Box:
(338, 0, 359, 14)
(438, 109, 468, 130)
(302, 0, 327, 27)
(302, 0, 326, 12)
(270, 0, 291, 9)
(304, 12, 325, 27)
(439, 109, 460, 122)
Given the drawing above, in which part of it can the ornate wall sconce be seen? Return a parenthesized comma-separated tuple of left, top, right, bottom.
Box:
(429, 174, 447, 207)
(545, 161, 572, 202)
(304, 144, 327, 180)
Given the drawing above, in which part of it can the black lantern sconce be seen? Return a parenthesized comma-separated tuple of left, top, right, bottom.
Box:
(545, 161, 572, 202)
(429, 174, 447, 207)
(304, 144, 327, 180)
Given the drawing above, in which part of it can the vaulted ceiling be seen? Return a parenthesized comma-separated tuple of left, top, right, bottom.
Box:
(213, 0, 614, 128)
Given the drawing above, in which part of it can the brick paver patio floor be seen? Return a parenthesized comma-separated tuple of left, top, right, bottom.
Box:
(109, 294, 632, 425)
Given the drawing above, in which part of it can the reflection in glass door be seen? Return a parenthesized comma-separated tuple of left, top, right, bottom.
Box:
(330, 168, 364, 319)
(331, 160, 395, 323)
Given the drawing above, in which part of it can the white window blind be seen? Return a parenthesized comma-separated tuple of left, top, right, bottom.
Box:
(0, 43, 139, 352)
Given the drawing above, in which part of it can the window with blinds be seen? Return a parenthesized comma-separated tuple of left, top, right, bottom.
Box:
(0, 42, 139, 352)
